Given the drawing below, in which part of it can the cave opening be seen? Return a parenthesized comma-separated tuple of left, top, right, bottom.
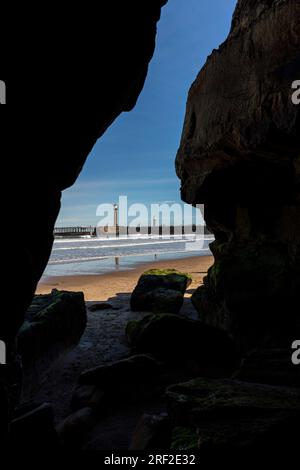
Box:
(3, 0, 300, 457)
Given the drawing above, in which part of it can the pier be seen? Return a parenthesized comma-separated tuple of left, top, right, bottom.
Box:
(54, 225, 210, 238)
(54, 226, 96, 237)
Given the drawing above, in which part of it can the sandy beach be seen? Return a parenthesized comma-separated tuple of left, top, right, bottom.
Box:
(37, 255, 213, 301)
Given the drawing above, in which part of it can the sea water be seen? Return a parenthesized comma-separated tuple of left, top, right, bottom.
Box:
(42, 234, 214, 277)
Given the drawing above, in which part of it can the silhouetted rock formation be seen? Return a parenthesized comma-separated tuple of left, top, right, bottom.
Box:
(79, 354, 161, 389)
(233, 348, 300, 387)
(3, 0, 300, 453)
(129, 413, 171, 450)
(2, 0, 167, 443)
(9, 402, 59, 451)
(18, 290, 87, 398)
(126, 313, 238, 372)
(19, 290, 86, 367)
(166, 377, 300, 455)
(170, 2, 300, 457)
(176, 0, 300, 349)
(5, 0, 167, 345)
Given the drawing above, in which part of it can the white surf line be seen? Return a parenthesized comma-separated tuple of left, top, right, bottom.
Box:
(48, 247, 211, 265)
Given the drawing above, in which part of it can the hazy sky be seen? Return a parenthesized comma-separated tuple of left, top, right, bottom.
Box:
(57, 0, 237, 227)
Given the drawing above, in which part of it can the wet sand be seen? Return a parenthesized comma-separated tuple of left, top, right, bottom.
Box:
(37, 255, 213, 300)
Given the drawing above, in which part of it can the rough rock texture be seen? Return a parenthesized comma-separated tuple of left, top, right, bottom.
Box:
(233, 348, 300, 387)
(176, 0, 300, 348)
(76, 354, 164, 407)
(166, 377, 300, 456)
(71, 386, 105, 413)
(56, 407, 96, 449)
(4, 0, 167, 346)
(79, 354, 161, 388)
(130, 269, 192, 314)
(18, 290, 86, 376)
(1, 0, 167, 441)
(126, 313, 238, 371)
(9, 402, 59, 450)
(129, 413, 171, 450)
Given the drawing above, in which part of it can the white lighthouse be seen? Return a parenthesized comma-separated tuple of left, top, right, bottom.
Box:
(114, 204, 119, 229)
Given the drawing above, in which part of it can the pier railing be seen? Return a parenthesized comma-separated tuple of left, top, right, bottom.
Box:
(54, 225, 211, 238)
(54, 226, 95, 237)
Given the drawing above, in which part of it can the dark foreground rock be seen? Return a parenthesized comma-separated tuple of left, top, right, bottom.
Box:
(17, 289, 87, 368)
(79, 354, 161, 387)
(126, 314, 238, 372)
(129, 413, 171, 450)
(56, 407, 96, 448)
(71, 384, 95, 410)
(166, 377, 300, 456)
(76, 355, 163, 407)
(233, 349, 300, 388)
(73, 353, 206, 423)
(3, 0, 167, 438)
(130, 269, 192, 314)
(9, 402, 59, 450)
(89, 302, 116, 312)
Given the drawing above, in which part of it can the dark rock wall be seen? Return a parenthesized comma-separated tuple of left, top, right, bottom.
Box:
(3, 0, 167, 345)
(1, 0, 167, 441)
(18, 290, 87, 399)
(176, 0, 300, 348)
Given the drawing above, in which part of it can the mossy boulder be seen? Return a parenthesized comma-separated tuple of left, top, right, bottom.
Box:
(170, 426, 199, 451)
(126, 313, 238, 370)
(166, 377, 300, 456)
(130, 269, 192, 314)
(18, 289, 87, 368)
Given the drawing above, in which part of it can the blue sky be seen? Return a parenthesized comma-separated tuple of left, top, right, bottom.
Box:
(57, 0, 237, 227)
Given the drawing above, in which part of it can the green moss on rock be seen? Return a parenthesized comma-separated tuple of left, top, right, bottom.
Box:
(130, 269, 192, 314)
(171, 426, 199, 451)
(125, 313, 237, 367)
(125, 319, 141, 345)
(18, 289, 87, 366)
(166, 377, 300, 453)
